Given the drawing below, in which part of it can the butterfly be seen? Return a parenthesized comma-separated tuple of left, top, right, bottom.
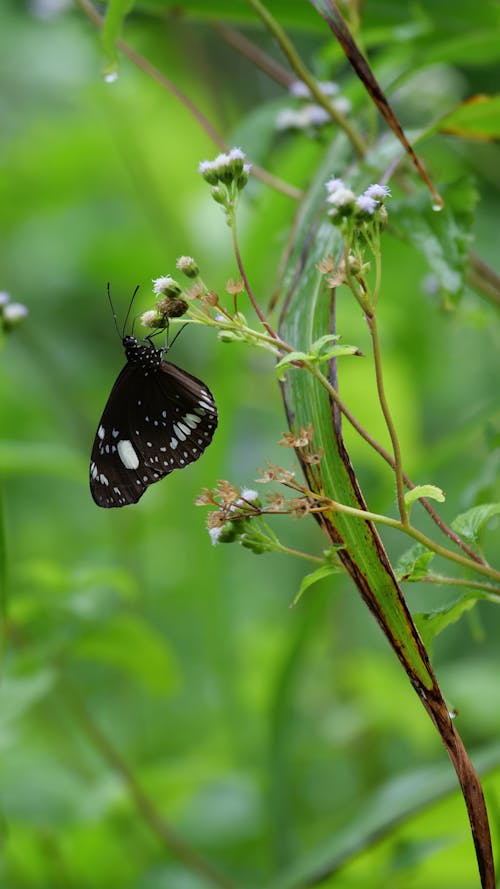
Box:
(90, 334, 218, 507)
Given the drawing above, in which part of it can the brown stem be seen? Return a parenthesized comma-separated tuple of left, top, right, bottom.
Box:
(212, 21, 294, 88)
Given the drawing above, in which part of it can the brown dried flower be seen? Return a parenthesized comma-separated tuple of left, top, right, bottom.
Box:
(226, 277, 245, 295)
(279, 424, 314, 449)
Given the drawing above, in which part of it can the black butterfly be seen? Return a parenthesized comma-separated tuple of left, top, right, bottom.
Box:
(90, 335, 218, 508)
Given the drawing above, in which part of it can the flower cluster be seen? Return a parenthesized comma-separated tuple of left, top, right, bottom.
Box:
(0, 291, 28, 334)
(276, 79, 351, 133)
(199, 148, 251, 221)
(325, 178, 391, 227)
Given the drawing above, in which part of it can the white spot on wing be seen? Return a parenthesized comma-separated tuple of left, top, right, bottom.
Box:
(117, 439, 140, 469)
(98, 426, 105, 440)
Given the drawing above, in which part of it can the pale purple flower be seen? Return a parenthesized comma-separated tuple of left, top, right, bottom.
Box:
(364, 184, 391, 200)
(325, 177, 345, 195)
(356, 194, 377, 215)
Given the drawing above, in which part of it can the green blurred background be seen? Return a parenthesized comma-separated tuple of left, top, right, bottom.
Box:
(1, 1, 500, 887)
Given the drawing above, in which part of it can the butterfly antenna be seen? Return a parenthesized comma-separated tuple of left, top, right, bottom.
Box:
(168, 322, 189, 350)
(107, 283, 121, 339)
(122, 285, 140, 338)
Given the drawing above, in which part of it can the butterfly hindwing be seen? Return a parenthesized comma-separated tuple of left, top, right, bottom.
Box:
(90, 339, 217, 508)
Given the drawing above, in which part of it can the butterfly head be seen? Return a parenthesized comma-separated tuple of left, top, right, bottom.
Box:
(123, 335, 163, 370)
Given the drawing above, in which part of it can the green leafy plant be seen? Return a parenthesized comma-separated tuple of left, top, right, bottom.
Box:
(2, 1, 500, 888)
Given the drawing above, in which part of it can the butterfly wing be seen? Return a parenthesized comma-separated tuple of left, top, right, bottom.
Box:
(90, 359, 217, 508)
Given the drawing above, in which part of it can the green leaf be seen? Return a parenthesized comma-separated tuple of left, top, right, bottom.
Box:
(291, 563, 340, 607)
(275, 342, 360, 380)
(404, 484, 445, 512)
(437, 94, 500, 141)
(451, 503, 500, 544)
(395, 543, 435, 582)
(414, 594, 482, 650)
(74, 615, 179, 695)
(391, 178, 478, 305)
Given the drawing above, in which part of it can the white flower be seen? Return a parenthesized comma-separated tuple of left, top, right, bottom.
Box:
(0, 291, 10, 307)
(317, 80, 339, 96)
(289, 81, 310, 98)
(209, 526, 224, 546)
(176, 256, 195, 271)
(140, 310, 160, 328)
(242, 163, 252, 176)
(276, 108, 303, 130)
(326, 187, 355, 208)
(364, 184, 391, 200)
(325, 177, 345, 195)
(3, 302, 28, 322)
(332, 96, 351, 115)
(228, 147, 246, 162)
(241, 488, 259, 501)
(303, 104, 330, 126)
(199, 160, 215, 175)
(356, 194, 377, 214)
(152, 275, 176, 295)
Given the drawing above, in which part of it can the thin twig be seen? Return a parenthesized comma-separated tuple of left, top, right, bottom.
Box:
(212, 21, 294, 88)
(366, 312, 408, 524)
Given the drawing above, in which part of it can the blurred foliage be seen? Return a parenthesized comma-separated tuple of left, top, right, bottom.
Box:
(0, 1, 500, 888)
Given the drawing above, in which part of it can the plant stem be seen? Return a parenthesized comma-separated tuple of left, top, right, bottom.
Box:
(366, 312, 408, 524)
(306, 363, 487, 565)
(416, 575, 500, 598)
(231, 220, 282, 343)
(76, 0, 302, 200)
(326, 500, 500, 583)
(247, 0, 366, 157)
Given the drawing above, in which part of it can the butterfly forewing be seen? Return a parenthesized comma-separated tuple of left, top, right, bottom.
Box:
(90, 337, 217, 508)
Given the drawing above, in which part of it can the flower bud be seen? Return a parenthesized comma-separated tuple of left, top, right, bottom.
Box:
(156, 296, 188, 318)
(176, 256, 199, 278)
(152, 275, 182, 298)
(210, 185, 228, 206)
(140, 309, 165, 329)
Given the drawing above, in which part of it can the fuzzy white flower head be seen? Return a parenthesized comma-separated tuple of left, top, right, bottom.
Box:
(152, 275, 177, 295)
(228, 147, 246, 162)
(303, 104, 330, 126)
(242, 163, 252, 175)
(213, 152, 231, 171)
(325, 177, 345, 195)
(364, 184, 391, 200)
(140, 310, 161, 328)
(289, 80, 311, 98)
(276, 108, 303, 130)
(3, 302, 28, 324)
(356, 194, 377, 215)
(176, 256, 195, 271)
(332, 96, 352, 115)
(241, 488, 259, 502)
(209, 525, 224, 546)
(317, 80, 339, 96)
(326, 187, 355, 208)
(0, 291, 10, 307)
(199, 159, 215, 175)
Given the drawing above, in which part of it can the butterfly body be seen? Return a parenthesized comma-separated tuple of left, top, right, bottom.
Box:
(90, 336, 217, 508)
